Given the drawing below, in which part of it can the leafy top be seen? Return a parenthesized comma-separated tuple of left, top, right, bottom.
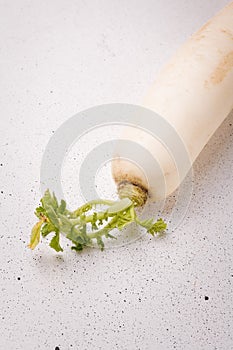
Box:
(29, 190, 167, 252)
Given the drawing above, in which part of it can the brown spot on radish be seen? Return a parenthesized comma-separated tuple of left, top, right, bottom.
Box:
(221, 28, 233, 40)
(111, 158, 148, 190)
(113, 170, 148, 191)
(193, 20, 211, 41)
(209, 51, 233, 85)
(197, 21, 210, 35)
(194, 34, 206, 41)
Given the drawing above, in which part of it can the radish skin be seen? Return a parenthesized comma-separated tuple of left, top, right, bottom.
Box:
(112, 2, 233, 202)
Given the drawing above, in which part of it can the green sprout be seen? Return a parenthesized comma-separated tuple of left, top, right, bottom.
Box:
(29, 190, 167, 252)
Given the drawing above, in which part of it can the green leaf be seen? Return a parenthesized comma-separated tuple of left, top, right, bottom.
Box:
(41, 190, 54, 208)
(49, 231, 63, 252)
(57, 214, 73, 233)
(72, 203, 92, 217)
(105, 232, 117, 240)
(115, 209, 133, 230)
(66, 227, 86, 245)
(71, 243, 83, 251)
(98, 218, 103, 226)
(96, 236, 104, 251)
(91, 212, 98, 230)
(147, 218, 167, 236)
(41, 222, 56, 237)
(29, 220, 43, 250)
(58, 199, 67, 214)
(35, 206, 46, 219)
(52, 192, 59, 208)
(45, 205, 59, 227)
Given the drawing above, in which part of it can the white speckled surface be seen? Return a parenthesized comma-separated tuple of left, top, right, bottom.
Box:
(0, 1, 233, 349)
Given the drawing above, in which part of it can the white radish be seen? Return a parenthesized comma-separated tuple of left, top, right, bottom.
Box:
(112, 2, 233, 204)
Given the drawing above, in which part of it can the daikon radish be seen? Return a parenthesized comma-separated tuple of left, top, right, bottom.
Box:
(112, 2, 233, 204)
(30, 3, 233, 253)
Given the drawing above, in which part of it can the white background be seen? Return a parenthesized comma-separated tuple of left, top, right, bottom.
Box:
(0, 1, 233, 349)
